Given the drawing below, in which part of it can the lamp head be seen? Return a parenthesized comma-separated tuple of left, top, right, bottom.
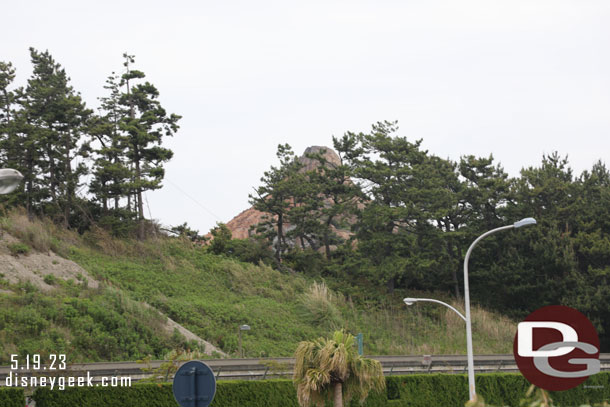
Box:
(240, 324, 251, 331)
(0, 168, 23, 195)
(403, 298, 417, 306)
(513, 217, 537, 229)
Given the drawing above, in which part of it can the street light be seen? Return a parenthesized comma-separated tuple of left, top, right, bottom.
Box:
(403, 297, 466, 321)
(0, 169, 23, 195)
(238, 324, 251, 358)
(463, 217, 536, 400)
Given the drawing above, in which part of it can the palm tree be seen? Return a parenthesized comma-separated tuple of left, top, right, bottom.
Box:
(293, 330, 385, 407)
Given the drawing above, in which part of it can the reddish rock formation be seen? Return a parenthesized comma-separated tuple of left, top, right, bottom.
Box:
(225, 207, 268, 239)
(212, 146, 355, 248)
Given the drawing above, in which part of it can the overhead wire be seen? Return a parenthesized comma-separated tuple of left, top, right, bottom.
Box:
(164, 178, 222, 222)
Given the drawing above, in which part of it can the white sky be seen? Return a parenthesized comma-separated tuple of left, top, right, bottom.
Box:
(4, 0, 610, 234)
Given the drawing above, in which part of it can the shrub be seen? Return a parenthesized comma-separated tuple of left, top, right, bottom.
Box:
(386, 373, 610, 406)
(43, 274, 58, 285)
(0, 387, 24, 407)
(8, 242, 30, 256)
(31, 374, 610, 407)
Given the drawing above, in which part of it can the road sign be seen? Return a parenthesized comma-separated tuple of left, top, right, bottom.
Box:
(173, 361, 216, 407)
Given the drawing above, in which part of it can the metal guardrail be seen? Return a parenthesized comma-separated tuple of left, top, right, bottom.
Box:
(2, 354, 610, 383)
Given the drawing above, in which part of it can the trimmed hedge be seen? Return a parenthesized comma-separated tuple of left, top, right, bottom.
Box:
(34, 383, 176, 407)
(33, 372, 610, 407)
(0, 387, 25, 407)
(214, 379, 299, 406)
(34, 380, 382, 407)
(387, 372, 610, 406)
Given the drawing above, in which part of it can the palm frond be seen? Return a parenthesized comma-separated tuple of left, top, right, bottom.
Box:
(294, 340, 317, 382)
(293, 330, 384, 407)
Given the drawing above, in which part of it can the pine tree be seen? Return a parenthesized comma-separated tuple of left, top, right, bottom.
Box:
(118, 53, 180, 237)
(24, 48, 91, 226)
(249, 144, 303, 262)
(336, 121, 433, 292)
(0, 61, 17, 146)
(0, 61, 20, 172)
(90, 73, 131, 212)
(304, 146, 363, 259)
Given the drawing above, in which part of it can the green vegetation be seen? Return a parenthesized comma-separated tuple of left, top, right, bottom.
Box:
(0, 282, 193, 364)
(0, 387, 24, 407)
(0, 210, 515, 360)
(2, 50, 609, 357)
(7, 241, 30, 256)
(43, 274, 58, 285)
(2, 45, 609, 360)
(246, 122, 610, 350)
(32, 374, 610, 407)
(294, 330, 385, 407)
(386, 373, 610, 407)
(0, 50, 178, 236)
(67, 234, 518, 358)
(2, 54, 609, 360)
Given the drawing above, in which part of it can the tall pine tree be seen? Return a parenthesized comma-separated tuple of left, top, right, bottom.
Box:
(119, 53, 180, 237)
(89, 73, 131, 212)
(24, 48, 91, 226)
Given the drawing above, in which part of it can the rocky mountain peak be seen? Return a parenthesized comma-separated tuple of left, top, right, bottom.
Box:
(221, 146, 344, 240)
(299, 146, 341, 172)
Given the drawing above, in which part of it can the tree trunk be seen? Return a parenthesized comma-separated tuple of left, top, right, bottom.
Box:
(333, 382, 343, 407)
(26, 149, 34, 220)
(324, 232, 331, 259)
(134, 148, 145, 239)
(47, 145, 57, 202)
(63, 134, 72, 229)
(456, 244, 463, 299)
(102, 181, 108, 211)
(2, 89, 10, 124)
(324, 215, 333, 259)
(276, 213, 283, 263)
(447, 239, 461, 299)
(135, 159, 144, 220)
(386, 277, 395, 294)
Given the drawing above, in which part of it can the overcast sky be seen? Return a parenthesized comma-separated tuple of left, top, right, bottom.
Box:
(4, 0, 610, 234)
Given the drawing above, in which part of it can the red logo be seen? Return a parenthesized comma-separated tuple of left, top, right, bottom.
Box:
(513, 305, 600, 391)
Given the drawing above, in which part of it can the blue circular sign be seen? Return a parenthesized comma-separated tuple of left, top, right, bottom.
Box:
(172, 361, 216, 407)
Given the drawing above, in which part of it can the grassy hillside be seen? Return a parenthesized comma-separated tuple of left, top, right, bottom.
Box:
(0, 210, 517, 363)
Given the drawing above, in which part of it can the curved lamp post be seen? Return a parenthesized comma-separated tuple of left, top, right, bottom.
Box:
(403, 297, 466, 321)
(464, 217, 536, 400)
(0, 169, 23, 195)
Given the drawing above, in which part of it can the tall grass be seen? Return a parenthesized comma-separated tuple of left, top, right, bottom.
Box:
(340, 295, 515, 355)
(0, 208, 80, 255)
(298, 281, 343, 329)
(1, 210, 518, 359)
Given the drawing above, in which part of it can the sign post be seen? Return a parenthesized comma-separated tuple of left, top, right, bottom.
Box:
(357, 333, 363, 356)
(173, 361, 216, 407)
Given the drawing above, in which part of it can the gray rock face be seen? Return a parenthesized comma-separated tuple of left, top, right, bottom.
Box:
(299, 146, 341, 172)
